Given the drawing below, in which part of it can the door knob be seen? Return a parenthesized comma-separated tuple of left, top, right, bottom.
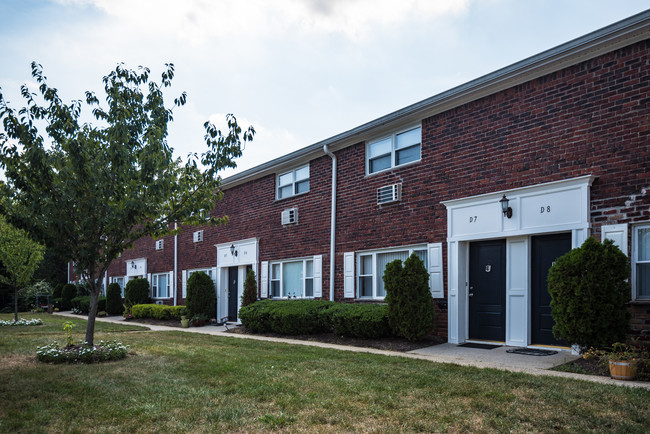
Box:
(469, 293, 474, 297)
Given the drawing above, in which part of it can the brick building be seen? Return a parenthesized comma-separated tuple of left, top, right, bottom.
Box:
(71, 11, 650, 346)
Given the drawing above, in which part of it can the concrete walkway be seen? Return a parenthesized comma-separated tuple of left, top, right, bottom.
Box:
(54, 312, 650, 389)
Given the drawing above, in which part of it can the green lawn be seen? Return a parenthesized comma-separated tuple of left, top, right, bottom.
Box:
(1, 314, 649, 432)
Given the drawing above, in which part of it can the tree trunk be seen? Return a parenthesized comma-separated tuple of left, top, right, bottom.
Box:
(13, 286, 18, 322)
(85, 289, 100, 346)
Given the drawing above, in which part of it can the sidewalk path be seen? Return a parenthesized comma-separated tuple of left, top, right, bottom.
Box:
(53, 311, 650, 390)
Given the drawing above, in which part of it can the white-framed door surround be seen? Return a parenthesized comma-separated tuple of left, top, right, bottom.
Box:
(442, 175, 595, 347)
(215, 238, 258, 323)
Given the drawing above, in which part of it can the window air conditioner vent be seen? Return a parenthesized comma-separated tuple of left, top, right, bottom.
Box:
(377, 183, 402, 205)
(155, 300, 163, 305)
(155, 240, 164, 250)
(193, 230, 204, 243)
(281, 208, 298, 225)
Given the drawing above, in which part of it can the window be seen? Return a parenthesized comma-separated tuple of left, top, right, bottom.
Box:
(269, 259, 314, 298)
(183, 268, 216, 298)
(152, 273, 171, 298)
(633, 225, 650, 300)
(111, 276, 126, 297)
(357, 247, 427, 299)
(277, 165, 309, 199)
(367, 126, 421, 174)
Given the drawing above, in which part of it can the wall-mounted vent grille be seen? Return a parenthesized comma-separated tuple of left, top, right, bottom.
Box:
(281, 208, 298, 225)
(155, 240, 164, 250)
(155, 300, 164, 305)
(193, 230, 204, 243)
(377, 183, 402, 205)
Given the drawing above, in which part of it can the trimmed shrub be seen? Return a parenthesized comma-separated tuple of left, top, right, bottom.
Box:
(71, 296, 106, 314)
(60, 284, 76, 310)
(384, 254, 435, 342)
(330, 304, 391, 339)
(76, 282, 90, 297)
(124, 278, 150, 311)
(186, 272, 215, 318)
(131, 304, 186, 320)
(548, 237, 631, 349)
(241, 270, 258, 307)
(52, 283, 64, 299)
(106, 283, 123, 315)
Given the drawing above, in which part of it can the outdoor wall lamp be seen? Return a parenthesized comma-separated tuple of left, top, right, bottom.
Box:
(230, 244, 238, 257)
(500, 194, 513, 219)
(130, 261, 136, 269)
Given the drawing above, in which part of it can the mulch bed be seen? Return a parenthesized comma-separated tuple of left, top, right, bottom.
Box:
(224, 326, 446, 352)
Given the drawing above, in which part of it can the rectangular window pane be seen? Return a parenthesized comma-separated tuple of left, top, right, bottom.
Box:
(278, 185, 292, 199)
(295, 179, 309, 194)
(271, 264, 280, 279)
(158, 274, 168, 298)
(637, 263, 650, 298)
(368, 138, 391, 158)
(414, 249, 428, 265)
(282, 261, 303, 298)
(295, 166, 309, 181)
(271, 281, 280, 297)
(278, 172, 293, 186)
(638, 228, 650, 261)
(377, 251, 409, 297)
(395, 128, 421, 149)
(305, 260, 313, 277)
(305, 278, 313, 297)
(360, 255, 372, 274)
(370, 155, 391, 173)
(360, 276, 373, 297)
(396, 145, 420, 166)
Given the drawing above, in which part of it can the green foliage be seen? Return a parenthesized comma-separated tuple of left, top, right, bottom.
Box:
(239, 300, 391, 339)
(36, 340, 128, 364)
(124, 278, 150, 311)
(186, 272, 215, 318)
(52, 283, 64, 299)
(0, 62, 254, 344)
(548, 237, 631, 349)
(131, 304, 186, 320)
(241, 270, 258, 307)
(71, 296, 106, 314)
(383, 254, 435, 342)
(76, 282, 90, 297)
(0, 216, 45, 320)
(63, 321, 75, 347)
(60, 284, 76, 310)
(106, 283, 123, 315)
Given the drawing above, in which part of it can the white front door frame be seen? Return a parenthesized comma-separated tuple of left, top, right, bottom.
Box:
(442, 175, 595, 346)
(215, 238, 258, 323)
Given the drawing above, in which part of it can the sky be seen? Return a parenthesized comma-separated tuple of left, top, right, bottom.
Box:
(1, 0, 648, 179)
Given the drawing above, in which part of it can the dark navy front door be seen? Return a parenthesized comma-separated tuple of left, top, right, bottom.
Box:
(469, 239, 506, 341)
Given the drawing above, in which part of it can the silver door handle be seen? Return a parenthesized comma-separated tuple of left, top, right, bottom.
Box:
(469, 293, 474, 297)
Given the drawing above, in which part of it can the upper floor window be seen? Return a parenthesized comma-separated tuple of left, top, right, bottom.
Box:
(270, 259, 314, 298)
(367, 126, 421, 175)
(633, 224, 650, 300)
(277, 165, 309, 199)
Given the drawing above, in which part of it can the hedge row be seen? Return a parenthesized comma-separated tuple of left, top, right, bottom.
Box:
(70, 296, 107, 314)
(239, 300, 391, 339)
(131, 304, 186, 320)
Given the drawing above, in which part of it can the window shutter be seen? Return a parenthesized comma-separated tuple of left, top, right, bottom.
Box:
(427, 243, 444, 298)
(602, 224, 628, 256)
(169, 271, 173, 298)
(260, 261, 269, 298)
(211, 267, 218, 295)
(181, 270, 187, 299)
(343, 252, 355, 298)
(313, 255, 323, 298)
(147, 273, 152, 297)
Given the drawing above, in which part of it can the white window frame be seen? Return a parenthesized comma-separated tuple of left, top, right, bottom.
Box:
(151, 272, 172, 299)
(276, 164, 310, 200)
(269, 258, 314, 299)
(356, 245, 428, 300)
(110, 276, 126, 298)
(366, 126, 422, 175)
(632, 223, 650, 300)
(183, 268, 216, 299)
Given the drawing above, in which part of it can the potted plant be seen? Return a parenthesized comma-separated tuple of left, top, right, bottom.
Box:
(190, 313, 209, 327)
(584, 342, 647, 380)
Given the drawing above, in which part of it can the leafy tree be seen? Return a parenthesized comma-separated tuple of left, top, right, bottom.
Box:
(548, 237, 630, 349)
(0, 215, 45, 321)
(0, 63, 254, 344)
(186, 271, 215, 319)
(241, 270, 257, 307)
(383, 254, 435, 341)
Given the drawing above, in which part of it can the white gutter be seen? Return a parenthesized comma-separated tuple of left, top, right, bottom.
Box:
(173, 222, 178, 306)
(323, 144, 337, 301)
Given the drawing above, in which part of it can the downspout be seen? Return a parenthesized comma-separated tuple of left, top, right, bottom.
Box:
(323, 144, 337, 302)
(173, 222, 178, 306)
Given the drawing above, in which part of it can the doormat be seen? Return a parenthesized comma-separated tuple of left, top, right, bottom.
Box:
(458, 343, 501, 350)
(506, 348, 558, 356)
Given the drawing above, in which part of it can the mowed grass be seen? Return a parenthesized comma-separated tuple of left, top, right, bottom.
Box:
(1, 314, 649, 432)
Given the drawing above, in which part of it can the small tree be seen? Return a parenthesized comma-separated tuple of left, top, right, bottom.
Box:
(106, 282, 123, 315)
(548, 237, 630, 350)
(383, 254, 435, 341)
(53, 283, 64, 299)
(60, 283, 76, 310)
(0, 216, 45, 321)
(186, 272, 215, 318)
(241, 270, 258, 308)
(124, 278, 150, 312)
